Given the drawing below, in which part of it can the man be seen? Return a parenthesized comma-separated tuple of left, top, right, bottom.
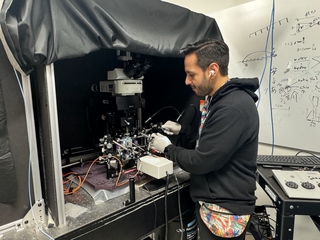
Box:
(151, 38, 259, 240)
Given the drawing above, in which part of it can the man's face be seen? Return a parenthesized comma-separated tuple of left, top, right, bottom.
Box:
(184, 53, 212, 97)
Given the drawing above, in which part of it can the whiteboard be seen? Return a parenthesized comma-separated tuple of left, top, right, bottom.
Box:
(211, 0, 320, 152)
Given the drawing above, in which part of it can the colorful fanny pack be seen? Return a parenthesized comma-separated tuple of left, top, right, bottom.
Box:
(199, 202, 250, 238)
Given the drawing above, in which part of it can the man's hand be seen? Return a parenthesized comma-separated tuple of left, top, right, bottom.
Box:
(161, 120, 181, 135)
(151, 133, 171, 153)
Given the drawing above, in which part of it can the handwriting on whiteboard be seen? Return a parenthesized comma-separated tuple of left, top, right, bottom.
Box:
(239, 9, 320, 127)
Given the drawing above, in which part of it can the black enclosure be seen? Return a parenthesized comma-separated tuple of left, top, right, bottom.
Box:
(0, 0, 223, 230)
(0, 0, 223, 75)
(50, 50, 201, 154)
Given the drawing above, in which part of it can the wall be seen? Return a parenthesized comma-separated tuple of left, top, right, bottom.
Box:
(164, 0, 320, 156)
(163, 0, 255, 15)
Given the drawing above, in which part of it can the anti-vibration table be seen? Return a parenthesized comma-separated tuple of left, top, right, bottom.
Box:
(2, 168, 194, 240)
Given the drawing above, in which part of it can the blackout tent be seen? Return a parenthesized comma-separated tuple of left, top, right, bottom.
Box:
(0, 0, 223, 227)
(0, 0, 223, 75)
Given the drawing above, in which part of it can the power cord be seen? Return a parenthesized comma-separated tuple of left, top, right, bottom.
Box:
(250, 206, 275, 240)
(164, 172, 170, 240)
(173, 173, 184, 240)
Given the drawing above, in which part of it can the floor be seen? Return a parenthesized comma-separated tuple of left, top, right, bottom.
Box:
(246, 232, 255, 240)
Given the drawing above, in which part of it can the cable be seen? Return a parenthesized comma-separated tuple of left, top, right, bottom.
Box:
(256, 2, 274, 109)
(173, 173, 184, 240)
(268, 0, 276, 155)
(255, 0, 276, 156)
(63, 158, 99, 195)
(145, 106, 180, 124)
(164, 172, 170, 240)
(14, 69, 54, 239)
(112, 155, 140, 187)
(187, 104, 198, 125)
(176, 104, 197, 123)
(178, 103, 198, 132)
(250, 211, 274, 240)
(175, 104, 198, 148)
(251, 205, 276, 240)
(295, 151, 320, 159)
(63, 155, 140, 194)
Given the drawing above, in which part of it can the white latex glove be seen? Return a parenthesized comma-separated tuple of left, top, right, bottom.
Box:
(161, 120, 181, 135)
(151, 133, 171, 153)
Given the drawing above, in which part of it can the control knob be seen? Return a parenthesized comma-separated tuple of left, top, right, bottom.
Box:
(301, 182, 315, 189)
(285, 181, 298, 189)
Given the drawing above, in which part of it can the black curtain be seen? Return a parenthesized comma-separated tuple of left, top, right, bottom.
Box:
(0, 0, 223, 75)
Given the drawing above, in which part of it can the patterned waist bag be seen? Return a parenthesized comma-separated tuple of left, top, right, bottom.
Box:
(199, 201, 250, 238)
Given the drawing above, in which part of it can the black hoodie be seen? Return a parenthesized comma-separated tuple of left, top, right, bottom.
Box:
(167, 77, 260, 215)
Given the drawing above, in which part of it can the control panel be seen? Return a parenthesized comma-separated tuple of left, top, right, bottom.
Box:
(272, 170, 320, 199)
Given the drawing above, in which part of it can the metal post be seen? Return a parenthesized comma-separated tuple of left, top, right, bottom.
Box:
(45, 64, 66, 226)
